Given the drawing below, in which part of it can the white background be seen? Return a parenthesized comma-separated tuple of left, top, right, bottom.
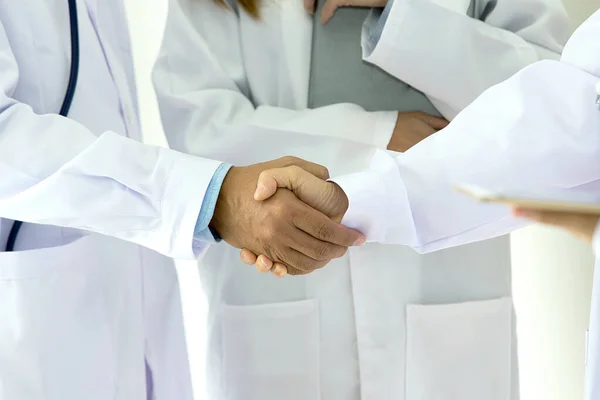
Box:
(122, 1, 600, 399)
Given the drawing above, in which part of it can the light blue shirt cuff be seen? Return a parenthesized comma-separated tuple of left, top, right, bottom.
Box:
(363, 0, 394, 57)
(193, 163, 233, 243)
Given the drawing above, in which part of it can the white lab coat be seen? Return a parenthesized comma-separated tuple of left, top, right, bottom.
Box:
(153, 0, 570, 399)
(330, 9, 600, 400)
(590, 222, 600, 399)
(0, 1, 224, 399)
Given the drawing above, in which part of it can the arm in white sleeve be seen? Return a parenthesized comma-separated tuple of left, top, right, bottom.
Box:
(332, 12, 600, 253)
(362, 0, 572, 118)
(0, 22, 221, 260)
(153, 0, 397, 157)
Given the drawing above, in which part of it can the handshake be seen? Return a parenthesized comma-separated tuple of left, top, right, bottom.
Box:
(209, 157, 365, 277)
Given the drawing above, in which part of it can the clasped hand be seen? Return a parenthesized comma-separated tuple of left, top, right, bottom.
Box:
(209, 157, 364, 276)
(235, 164, 349, 277)
(221, 111, 448, 277)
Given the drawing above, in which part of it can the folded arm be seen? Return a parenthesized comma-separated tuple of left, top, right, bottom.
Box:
(363, 0, 571, 118)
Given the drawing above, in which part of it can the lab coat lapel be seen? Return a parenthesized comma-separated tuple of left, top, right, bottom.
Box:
(83, 0, 97, 16)
(81, 0, 141, 140)
(278, 0, 312, 108)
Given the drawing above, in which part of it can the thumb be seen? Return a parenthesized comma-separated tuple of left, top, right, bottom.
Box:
(254, 172, 282, 201)
(254, 166, 346, 219)
(254, 165, 326, 201)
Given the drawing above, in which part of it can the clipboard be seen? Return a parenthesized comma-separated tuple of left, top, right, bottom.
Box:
(454, 184, 600, 214)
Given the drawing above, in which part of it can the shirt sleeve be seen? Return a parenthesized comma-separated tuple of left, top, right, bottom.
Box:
(193, 163, 232, 243)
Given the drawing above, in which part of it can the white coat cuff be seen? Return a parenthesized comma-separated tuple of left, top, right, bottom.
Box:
(363, 0, 471, 66)
(162, 151, 222, 260)
(372, 111, 398, 149)
(330, 150, 416, 244)
(363, 0, 410, 65)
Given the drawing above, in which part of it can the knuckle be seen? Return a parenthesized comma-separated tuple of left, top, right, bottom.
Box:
(315, 243, 334, 259)
(260, 242, 274, 257)
(271, 201, 288, 218)
(287, 165, 302, 179)
(316, 221, 335, 242)
(261, 224, 278, 242)
(312, 260, 328, 271)
(334, 246, 348, 259)
(301, 260, 319, 273)
(280, 156, 300, 167)
(257, 169, 270, 181)
(286, 266, 303, 276)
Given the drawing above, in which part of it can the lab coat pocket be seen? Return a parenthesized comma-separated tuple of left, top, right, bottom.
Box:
(221, 299, 321, 400)
(405, 297, 512, 400)
(0, 235, 115, 399)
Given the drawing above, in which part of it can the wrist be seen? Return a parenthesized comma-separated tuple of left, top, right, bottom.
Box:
(209, 166, 240, 245)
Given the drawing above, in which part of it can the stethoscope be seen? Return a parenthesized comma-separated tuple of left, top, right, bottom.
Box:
(5, 0, 80, 252)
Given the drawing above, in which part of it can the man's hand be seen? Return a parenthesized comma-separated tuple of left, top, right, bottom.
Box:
(210, 157, 365, 276)
(304, 0, 387, 24)
(513, 207, 599, 243)
(237, 165, 352, 277)
(388, 112, 448, 153)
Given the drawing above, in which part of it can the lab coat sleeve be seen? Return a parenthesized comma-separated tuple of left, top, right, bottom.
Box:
(152, 0, 398, 157)
(363, 0, 572, 118)
(0, 22, 221, 260)
(331, 15, 600, 253)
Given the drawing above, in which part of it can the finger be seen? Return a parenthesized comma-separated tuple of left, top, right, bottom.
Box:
(287, 160, 329, 180)
(277, 156, 330, 180)
(276, 246, 324, 275)
(240, 248, 258, 265)
(513, 208, 598, 240)
(255, 165, 329, 202)
(285, 227, 348, 261)
(320, 0, 359, 23)
(254, 165, 328, 203)
(303, 0, 316, 14)
(245, 252, 287, 277)
(271, 262, 288, 278)
(294, 205, 365, 247)
(412, 112, 449, 131)
(255, 254, 274, 273)
(321, 0, 343, 24)
(428, 116, 450, 130)
(255, 165, 319, 201)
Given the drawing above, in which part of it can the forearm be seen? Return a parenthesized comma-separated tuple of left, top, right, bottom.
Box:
(333, 60, 600, 253)
(362, 0, 570, 116)
(1, 122, 221, 259)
